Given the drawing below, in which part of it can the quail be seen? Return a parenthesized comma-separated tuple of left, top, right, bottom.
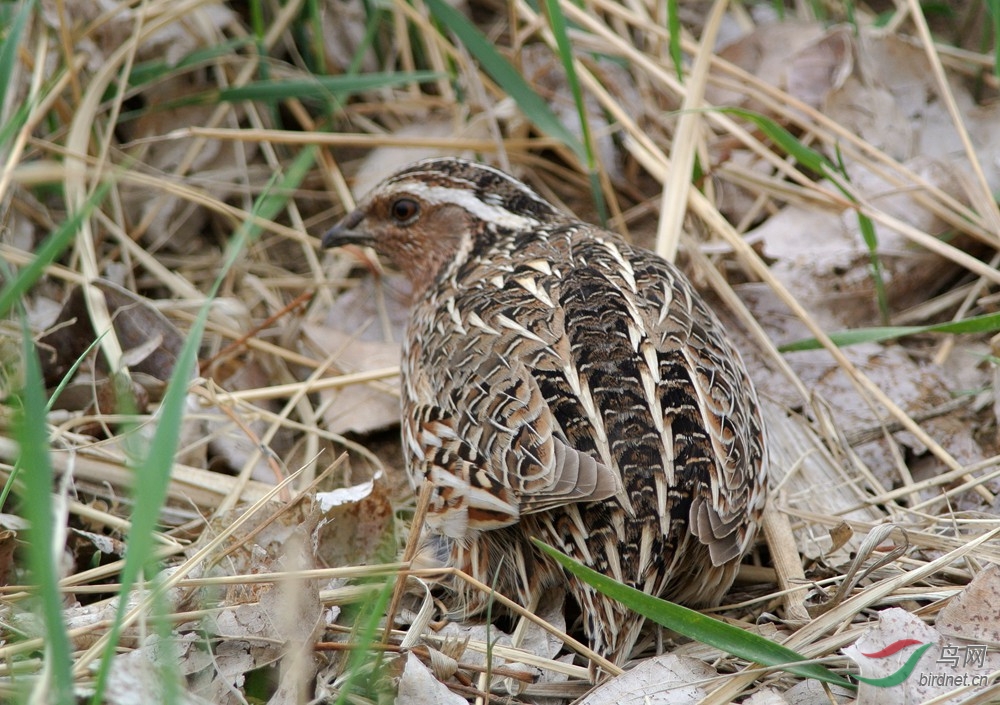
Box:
(322, 158, 768, 670)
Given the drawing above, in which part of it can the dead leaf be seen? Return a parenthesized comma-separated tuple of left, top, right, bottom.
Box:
(742, 284, 983, 495)
(69, 527, 126, 565)
(517, 588, 566, 661)
(104, 634, 215, 705)
(194, 520, 324, 705)
(937, 564, 1000, 646)
(828, 522, 854, 556)
(710, 21, 828, 110)
(784, 27, 854, 109)
(751, 168, 969, 329)
(187, 638, 255, 705)
(827, 32, 1000, 181)
(395, 651, 467, 705)
(843, 607, 1000, 705)
(0, 529, 17, 587)
(38, 280, 184, 392)
(307, 273, 410, 436)
(575, 653, 716, 705)
(433, 621, 516, 673)
(316, 472, 396, 568)
(782, 678, 855, 705)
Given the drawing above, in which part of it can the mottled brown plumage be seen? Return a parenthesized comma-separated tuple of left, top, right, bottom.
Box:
(322, 158, 767, 670)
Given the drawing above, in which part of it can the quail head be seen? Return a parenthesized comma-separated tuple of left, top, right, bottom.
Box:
(322, 157, 768, 671)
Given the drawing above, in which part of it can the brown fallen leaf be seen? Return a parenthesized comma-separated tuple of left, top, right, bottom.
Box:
(936, 563, 1000, 646)
(0, 529, 17, 587)
(315, 471, 396, 568)
(38, 280, 183, 392)
(575, 653, 716, 705)
(844, 607, 1000, 705)
(306, 273, 410, 436)
(395, 651, 468, 705)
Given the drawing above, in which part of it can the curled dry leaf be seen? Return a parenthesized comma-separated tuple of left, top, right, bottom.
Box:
(68, 527, 127, 568)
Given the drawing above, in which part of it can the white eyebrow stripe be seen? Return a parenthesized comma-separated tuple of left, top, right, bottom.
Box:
(397, 183, 543, 231)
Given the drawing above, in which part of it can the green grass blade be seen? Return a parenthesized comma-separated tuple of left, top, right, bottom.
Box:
(127, 38, 256, 87)
(0, 329, 109, 511)
(333, 579, 394, 705)
(14, 315, 75, 705)
(0, 96, 31, 150)
(533, 539, 855, 688)
(989, 1, 1000, 79)
(0, 180, 113, 319)
(541, 0, 591, 156)
(302, 0, 327, 74)
(424, 0, 586, 163)
(667, 0, 683, 81)
(855, 211, 889, 323)
(249, 144, 319, 228)
(0, 0, 34, 129)
(348, 6, 386, 76)
(217, 72, 440, 103)
(88, 295, 213, 703)
(720, 108, 891, 322)
(126, 72, 441, 118)
(542, 0, 607, 223)
(780, 309, 1000, 352)
(718, 107, 833, 173)
(89, 152, 318, 702)
(831, 144, 889, 323)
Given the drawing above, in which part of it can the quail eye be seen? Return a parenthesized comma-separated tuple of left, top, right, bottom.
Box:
(390, 198, 420, 224)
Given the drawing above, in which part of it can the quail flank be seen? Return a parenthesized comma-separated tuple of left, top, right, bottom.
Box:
(322, 158, 768, 671)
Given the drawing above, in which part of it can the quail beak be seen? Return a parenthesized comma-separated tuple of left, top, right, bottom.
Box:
(321, 209, 373, 249)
